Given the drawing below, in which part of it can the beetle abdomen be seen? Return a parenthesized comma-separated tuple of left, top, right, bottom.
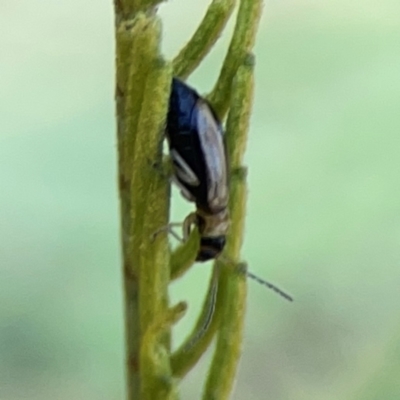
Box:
(167, 78, 228, 214)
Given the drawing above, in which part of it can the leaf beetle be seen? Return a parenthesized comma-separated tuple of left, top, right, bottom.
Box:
(166, 77, 229, 262)
(165, 78, 292, 302)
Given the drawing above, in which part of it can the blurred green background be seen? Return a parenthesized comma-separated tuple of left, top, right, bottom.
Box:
(2, 0, 400, 399)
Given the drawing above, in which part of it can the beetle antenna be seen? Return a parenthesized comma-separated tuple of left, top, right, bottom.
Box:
(220, 257, 293, 302)
(244, 269, 293, 302)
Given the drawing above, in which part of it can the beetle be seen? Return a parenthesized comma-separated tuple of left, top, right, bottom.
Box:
(165, 78, 293, 302)
(166, 78, 229, 262)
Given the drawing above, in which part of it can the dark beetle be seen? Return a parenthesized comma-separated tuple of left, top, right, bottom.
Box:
(166, 78, 229, 261)
(165, 78, 293, 302)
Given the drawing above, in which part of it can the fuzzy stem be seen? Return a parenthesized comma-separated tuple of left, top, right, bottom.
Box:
(136, 59, 175, 400)
(114, 0, 164, 18)
(114, 7, 177, 399)
(171, 264, 222, 378)
(170, 229, 200, 281)
(114, 0, 263, 397)
(114, 0, 140, 21)
(203, 57, 255, 400)
(207, 0, 262, 119)
(225, 54, 255, 169)
(141, 302, 187, 400)
(173, 0, 236, 79)
(140, 0, 166, 9)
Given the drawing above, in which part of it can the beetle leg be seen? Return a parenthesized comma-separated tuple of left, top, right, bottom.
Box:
(152, 212, 197, 244)
(151, 223, 184, 243)
(182, 212, 197, 241)
(171, 149, 200, 186)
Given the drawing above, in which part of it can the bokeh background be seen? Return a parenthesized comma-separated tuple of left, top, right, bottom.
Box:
(2, 0, 400, 399)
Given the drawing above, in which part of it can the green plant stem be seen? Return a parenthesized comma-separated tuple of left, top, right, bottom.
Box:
(141, 302, 187, 400)
(116, 14, 162, 194)
(203, 262, 247, 400)
(114, 0, 263, 396)
(171, 265, 221, 378)
(114, 0, 164, 18)
(207, 0, 262, 119)
(170, 229, 200, 280)
(225, 54, 255, 169)
(136, 60, 175, 400)
(173, 0, 236, 79)
(114, 0, 140, 20)
(114, 8, 177, 399)
(139, 0, 165, 10)
(203, 57, 254, 400)
(116, 13, 161, 397)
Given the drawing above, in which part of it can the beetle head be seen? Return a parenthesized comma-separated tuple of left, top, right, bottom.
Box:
(197, 236, 226, 262)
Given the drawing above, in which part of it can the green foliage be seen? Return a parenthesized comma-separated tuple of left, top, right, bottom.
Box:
(3, 1, 400, 400)
(114, 0, 263, 398)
